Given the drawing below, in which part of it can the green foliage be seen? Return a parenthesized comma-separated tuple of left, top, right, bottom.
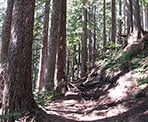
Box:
(101, 49, 146, 72)
(67, 0, 82, 49)
(120, 51, 131, 61)
(138, 78, 148, 85)
(144, 0, 148, 4)
(130, 62, 141, 70)
(106, 42, 121, 49)
(133, 90, 146, 99)
(132, 53, 147, 72)
(117, 51, 130, 69)
(101, 58, 116, 71)
(102, 63, 114, 71)
(97, 1, 112, 41)
(0, 112, 21, 119)
(32, 0, 45, 86)
(34, 91, 62, 106)
(118, 51, 146, 70)
(34, 91, 54, 106)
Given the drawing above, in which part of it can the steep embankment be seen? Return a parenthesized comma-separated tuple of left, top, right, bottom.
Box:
(43, 48, 148, 122)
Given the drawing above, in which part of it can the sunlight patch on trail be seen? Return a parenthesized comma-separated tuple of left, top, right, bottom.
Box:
(108, 71, 140, 102)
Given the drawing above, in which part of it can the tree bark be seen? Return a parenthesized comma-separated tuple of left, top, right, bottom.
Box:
(125, 0, 133, 35)
(111, 0, 116, 43)
(81, 4, 88, 77)
(103, 0, 106, 50)
(44, 0, 62, 91)
(56, 0, 67, 93)
(36, 0, 50, 92)
(117, 0, 122, 44)
(88, 7, 93, 68)
(57, 0, 67, 82)
(0, 0, 14, 65)
(0, 0, 14, 102)
(143, 3, 148, 30)
(132, 0, 141, 39)
(124, 0, 143, 54)
(2, 0, 37, 121)
(92, 6, 96, 66)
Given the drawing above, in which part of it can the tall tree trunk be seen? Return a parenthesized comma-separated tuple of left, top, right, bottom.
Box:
(78, 42, 81, 78)
(143, 3, 148, 30)
(72, 45, 77, 81)
(56, 0, 67, 94)
(132, 0, 141, 39)
(57, 0, 67, 84)
(77, 43, 81, 78)
(36, 0, 50, 92)
(66, 51, 70, 81)
(103, 0, 106, 50)
(81, 4, 88, 77)
(111, 0, 116, 43)
(44, 0, 62, 91)
(88, 7, 93, 68)
(123, 0, 126, 34)
(124, 0, 142, 54)
(0, 0, 14, 100)
(92, 6, 96, 66)
(125, 0, 133, 35)
(0, 0, 14, 65)
(2, 0, 37, 121)
(117, 0, 122, 44)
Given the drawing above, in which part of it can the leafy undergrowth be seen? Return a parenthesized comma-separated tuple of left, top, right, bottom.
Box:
(32, 48, 148, 122)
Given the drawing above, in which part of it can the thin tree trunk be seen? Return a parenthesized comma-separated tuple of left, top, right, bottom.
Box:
(88, 7, 93, 68)
(78, 42, 81, 78)
(44, 0, 62, 91)
(103, 0, 106, 50)
(71, 45, 77, 81)
(125, 0, 133, 35)
(66, 51, 70, 81)
(143, 3, 148, 30)
(0, 0, 14, 65)
(132, 0, 141, 39)
(36, 0, 50, 92)
(92, 6, 96, 66)
(111, 0, 116, 43)
(123, 0, 126, 34)
(118, 0, 122, 44)
(81, 4, 88, 77)
(0, 0, 14, 99)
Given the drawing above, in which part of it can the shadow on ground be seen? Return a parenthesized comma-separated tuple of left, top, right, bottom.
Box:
(40, 49, 148, 122)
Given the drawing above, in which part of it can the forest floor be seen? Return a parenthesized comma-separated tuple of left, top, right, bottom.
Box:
(0, 48, 148, 122)
(37, 48, 148, 122)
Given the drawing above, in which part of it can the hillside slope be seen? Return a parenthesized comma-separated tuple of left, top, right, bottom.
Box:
(0, 48, 147, 122)
(43, 48, 148, 122)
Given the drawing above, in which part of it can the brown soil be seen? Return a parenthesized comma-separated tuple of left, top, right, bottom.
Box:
(37, 68, 148, 122)
(37, 49, 148, 122)
(1, 49, 148, 122)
